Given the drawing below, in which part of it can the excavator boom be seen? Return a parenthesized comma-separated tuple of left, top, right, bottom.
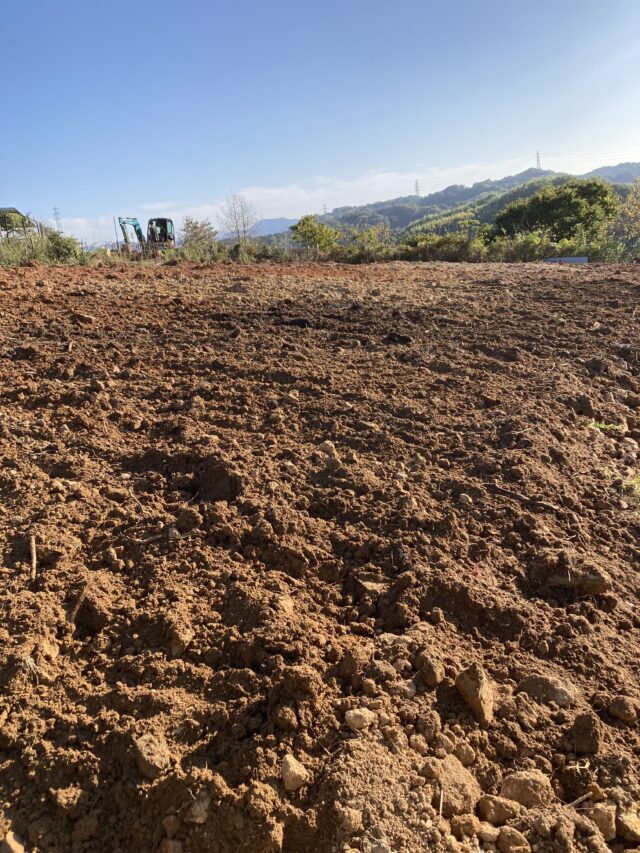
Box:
(118, 217, 146, 247)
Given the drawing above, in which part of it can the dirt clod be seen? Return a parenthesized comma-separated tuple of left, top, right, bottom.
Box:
(516, 673, 577, 708)
(345, 708, 376, 730)
(477, 795, 522, 826)
(281, 754, 309, 791)
(133, 732, 172, 780)
(497, 825, 531, 853)
(500, 770, 554, 808)
(609, 694, 638, 724)
(455, 662, 494, 726)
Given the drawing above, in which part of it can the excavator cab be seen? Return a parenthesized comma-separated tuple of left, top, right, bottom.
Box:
(147, 218, 175, 248)
(118, 215, 175, 255)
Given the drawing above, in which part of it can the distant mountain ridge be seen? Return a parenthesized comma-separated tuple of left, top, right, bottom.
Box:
(582, 162, 640, 183)
(251, 217, 298, 237)
(254, 161, 640, 237)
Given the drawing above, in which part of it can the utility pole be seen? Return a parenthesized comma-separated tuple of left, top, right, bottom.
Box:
(322, 205, 328, 216)
(414, 180, 420, 196)
(536, 150, 542, 171)
(52, 205, 62, 232)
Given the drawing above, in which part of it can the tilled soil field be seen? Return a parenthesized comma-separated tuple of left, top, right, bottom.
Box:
(1, 260, 640, 853)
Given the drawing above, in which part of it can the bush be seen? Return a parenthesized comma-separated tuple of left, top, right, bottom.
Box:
(486, 231, 553, 262)
(405, 233, 487, 262)
(0, 229, 83, 266)
(44, 231, 82, 263)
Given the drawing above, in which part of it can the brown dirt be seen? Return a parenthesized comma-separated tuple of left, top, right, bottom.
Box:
(0, 260, 639, 853)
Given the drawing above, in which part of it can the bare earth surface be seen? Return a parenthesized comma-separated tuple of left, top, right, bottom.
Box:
(0, 260, 640, 853)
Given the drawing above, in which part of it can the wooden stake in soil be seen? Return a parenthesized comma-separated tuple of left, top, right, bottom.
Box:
(29, 534, 37, 580)
(68, 582, 90, 625)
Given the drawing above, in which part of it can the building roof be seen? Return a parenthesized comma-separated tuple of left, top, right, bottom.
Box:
(0, 208, 34, 229)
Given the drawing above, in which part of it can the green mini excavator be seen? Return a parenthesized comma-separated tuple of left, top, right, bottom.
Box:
(118, 217, 175, 253)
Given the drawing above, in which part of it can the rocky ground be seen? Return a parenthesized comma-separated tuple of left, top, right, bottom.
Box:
(0, 259, 639, 853)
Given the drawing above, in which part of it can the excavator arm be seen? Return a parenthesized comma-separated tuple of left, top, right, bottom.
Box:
(118, 217, 146, 247)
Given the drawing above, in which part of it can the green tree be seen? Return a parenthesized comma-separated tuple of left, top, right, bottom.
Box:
(345, 223, 393, 259)
(290, 215, 340, 254)
(494, 179, 619, 242)
(181, 216, 218, 246)
(617, 179, 640, 257)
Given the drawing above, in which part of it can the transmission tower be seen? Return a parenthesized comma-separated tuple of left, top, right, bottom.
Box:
(322, 204, 328, 215)
(414, 179, 420, 196)
(52, 205, 62, 232)
(535, 150, 542, 171)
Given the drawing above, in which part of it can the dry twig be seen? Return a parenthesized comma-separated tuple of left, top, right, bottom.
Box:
(68, 582, 90, 625)
(487, 482, 560, 513)
(29, 534, 37, 580)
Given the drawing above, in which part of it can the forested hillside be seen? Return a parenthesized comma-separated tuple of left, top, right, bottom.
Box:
(312, 163, 640, 236)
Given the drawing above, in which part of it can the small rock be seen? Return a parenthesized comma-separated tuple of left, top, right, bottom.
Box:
(616, 807, 640, 842)
(345, 708, 376, 730)
(281, 754, 309, 791)
(451, 813, 480, 840)
(409, 734, 429, 756)
(585, 802, 616, 841)
(576, 394, 596, 418)
(167, 620, 194, 658)
(133, 732, 171, 780)
(497, 825, 530, 853)
(337, 804, 362, 834)
(419, 655, 445, 688)
(336, 646, 372, 678)
(458, 493, 473, 506)
(417, 709, 441, 742)
(479, 822, 500, 843)
(370, 842, 392, 853)
(318, 440, 338, 456)
(434, 732, 455, 755)
(184, 790, 211, 824)
(175, 506, 202, 532)
(456, 663, 494, 726)
(516, 674, 577, 708)
(501, 770, 554, 809)
(454, 741, 476, 767)
(609, 695, 637, 725)
(567, 711, 601, 754)
(547, 565, 612, 596)
(273, 706, 298, 731)
(430, 607, 445, 625)
(477, 795, 521, 826)
(421, 754, 481, 817)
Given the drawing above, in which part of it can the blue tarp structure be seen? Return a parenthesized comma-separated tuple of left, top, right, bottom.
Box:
(544, 257, 588, 264)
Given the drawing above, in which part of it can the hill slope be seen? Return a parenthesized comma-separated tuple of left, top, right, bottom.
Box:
(255, 161, 640, 238)
(320, 169, 555, 232)
(279, 162, 638, 238)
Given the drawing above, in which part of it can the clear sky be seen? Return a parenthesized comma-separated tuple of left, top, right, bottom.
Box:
(3, 0, 640, 242)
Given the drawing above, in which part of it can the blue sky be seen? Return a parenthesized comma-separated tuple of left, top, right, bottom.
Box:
(3, 0, 640, 241)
